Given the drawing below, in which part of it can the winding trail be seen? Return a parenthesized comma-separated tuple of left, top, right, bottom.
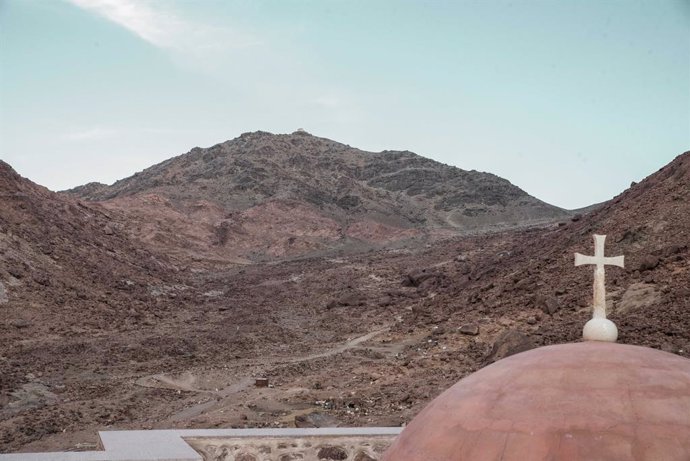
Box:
(285, 328, 388, 363)
(134, 327, 392, 422)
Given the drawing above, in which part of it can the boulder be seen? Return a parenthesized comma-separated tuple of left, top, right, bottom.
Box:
(11, 319, 31, 329)
(535, 294, 559, 315)
(294, 411, 340, 428)
(638, 255, 660, 271)
(618, 283, 660, 314)
(459, 324, 479, 336)
(402, 269, 440, 288)
(484, 330, 535, 364)
(336, 292, 366, 307)
(662, 244, 687, 258)
(327, 292, 367, 308)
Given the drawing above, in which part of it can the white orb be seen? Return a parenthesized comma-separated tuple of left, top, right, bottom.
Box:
(583, 318, 618, 342)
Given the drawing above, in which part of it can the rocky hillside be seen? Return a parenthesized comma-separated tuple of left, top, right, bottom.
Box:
(0, 161, 179, 397)
(395, 150, 690, 356)
(65, 131, 568, 262)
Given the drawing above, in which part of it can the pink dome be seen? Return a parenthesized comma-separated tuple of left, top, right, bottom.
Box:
(383, 342, 690, 461)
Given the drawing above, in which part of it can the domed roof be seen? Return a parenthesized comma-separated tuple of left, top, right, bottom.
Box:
(383, 342, 690, 461)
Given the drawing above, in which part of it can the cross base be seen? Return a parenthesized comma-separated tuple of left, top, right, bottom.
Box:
(583, 317, 618, 342)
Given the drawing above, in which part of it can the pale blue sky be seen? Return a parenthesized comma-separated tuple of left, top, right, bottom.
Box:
(1, 0, 688, 209)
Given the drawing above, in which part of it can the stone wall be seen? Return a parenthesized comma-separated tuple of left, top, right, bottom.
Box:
(186, 434, 394, 461)
(0, 427, 402, 461)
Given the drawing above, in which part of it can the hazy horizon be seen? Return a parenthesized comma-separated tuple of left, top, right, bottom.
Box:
(1, 0, 688, 209)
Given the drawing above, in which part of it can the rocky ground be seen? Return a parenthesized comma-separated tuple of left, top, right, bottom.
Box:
(1, 151, 688, 453)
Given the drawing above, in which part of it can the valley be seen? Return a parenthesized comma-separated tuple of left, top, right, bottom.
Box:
(1, 140, 688, 453)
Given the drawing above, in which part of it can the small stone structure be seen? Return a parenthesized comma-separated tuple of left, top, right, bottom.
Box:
(0, 428, 401, 461)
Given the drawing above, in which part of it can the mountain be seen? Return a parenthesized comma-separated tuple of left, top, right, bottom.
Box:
(65, 130, 568, 262)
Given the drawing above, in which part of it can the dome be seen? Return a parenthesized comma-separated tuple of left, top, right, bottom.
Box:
(383, 342, 690, 461)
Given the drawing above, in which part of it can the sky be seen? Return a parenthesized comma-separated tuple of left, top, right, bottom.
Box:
(0, 0, 688, 209)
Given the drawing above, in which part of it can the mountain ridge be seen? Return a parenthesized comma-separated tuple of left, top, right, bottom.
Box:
(64, 130, 570, 262)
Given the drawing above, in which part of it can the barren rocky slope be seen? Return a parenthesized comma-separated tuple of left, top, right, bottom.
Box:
(65, 131, 568, 262)
(0, 161, 179, 338)
(392, 150, 690, 353)
(0, 162, 180, 446)
(1, 152, 687, 454)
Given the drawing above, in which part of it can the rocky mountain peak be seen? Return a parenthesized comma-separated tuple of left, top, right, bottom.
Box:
(62, 132, 569, 262)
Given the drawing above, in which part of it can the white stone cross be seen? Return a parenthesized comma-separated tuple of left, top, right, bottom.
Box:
(574, 234, 624, 342)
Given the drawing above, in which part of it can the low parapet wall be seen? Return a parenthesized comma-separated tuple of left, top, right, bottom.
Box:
(0, 427, 401, 461)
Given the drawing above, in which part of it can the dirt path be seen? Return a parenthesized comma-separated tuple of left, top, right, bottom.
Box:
(285, 328, 389, 363)
(135, 327, 391, 423)
(137, 327, 390, 392)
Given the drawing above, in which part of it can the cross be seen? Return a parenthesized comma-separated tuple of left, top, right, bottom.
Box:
(575, 234, 624, 320)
